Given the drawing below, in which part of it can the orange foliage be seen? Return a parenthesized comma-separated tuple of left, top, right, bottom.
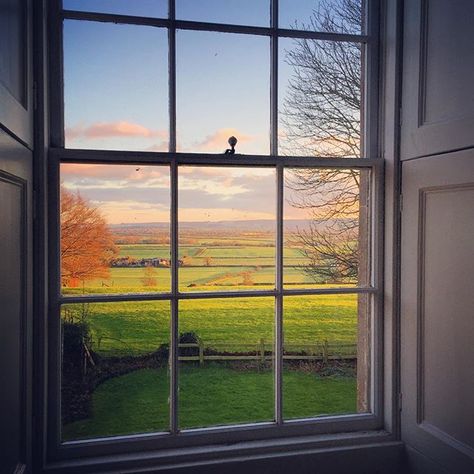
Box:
(60, 187, 118, 286)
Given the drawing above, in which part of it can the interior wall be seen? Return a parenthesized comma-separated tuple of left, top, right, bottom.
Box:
(0, 2, 33, 473)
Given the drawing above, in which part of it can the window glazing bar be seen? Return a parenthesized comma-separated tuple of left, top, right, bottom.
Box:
(62, 10, 370, 44)
(271, 0, 283, 425)
(57, 287, 378, 305)
(170, 159, 179, 435)
(275, 166, 284, 424)
(50, 0, 65, 147)
(169, 0, 179, 435)
(52, 149, 382, 169)
(168, 2, 177, 153)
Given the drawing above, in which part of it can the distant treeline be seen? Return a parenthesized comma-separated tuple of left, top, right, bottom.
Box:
(111, 257, 184, 268)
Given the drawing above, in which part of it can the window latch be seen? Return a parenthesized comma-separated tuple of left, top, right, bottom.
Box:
(224, 136, 238, 155)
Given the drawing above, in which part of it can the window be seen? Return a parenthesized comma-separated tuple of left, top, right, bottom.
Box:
(48, 0, 382, 457)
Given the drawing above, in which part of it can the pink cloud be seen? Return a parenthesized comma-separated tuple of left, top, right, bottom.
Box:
(196, 128, 255, 152)
(146, 141, 169, 152)
(66, 121, 167, 141)
(60, 163, 164, 181)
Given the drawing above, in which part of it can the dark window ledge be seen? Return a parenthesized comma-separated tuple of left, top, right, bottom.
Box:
(43, 431, 403, 474)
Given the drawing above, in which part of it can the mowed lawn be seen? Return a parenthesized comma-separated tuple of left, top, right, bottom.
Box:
(62, 366, 356, 441)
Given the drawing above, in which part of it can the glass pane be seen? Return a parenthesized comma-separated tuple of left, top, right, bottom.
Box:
(283, 168, 370, 288)
(61, 301, 170, 440)
(279, 0, 364, 34)
(63, 0, 168, 18)
(177, 31, 270, 155)
(283, 294, 371, 420)
(178, 298, 274, 429)
(64, 20, 168, 151)
(176, 0, 269, 26)
(60, 164, 171, 295)
(178, 167, 276, 292)
(279, 38, 363, 157)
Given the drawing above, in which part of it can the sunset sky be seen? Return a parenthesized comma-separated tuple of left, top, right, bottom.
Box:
(61, 1, 357, 224)
(61, 163, 314, 224)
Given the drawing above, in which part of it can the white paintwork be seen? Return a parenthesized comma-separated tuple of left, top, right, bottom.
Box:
(399, 1, 474, 472)
(400, 0, 474, 160)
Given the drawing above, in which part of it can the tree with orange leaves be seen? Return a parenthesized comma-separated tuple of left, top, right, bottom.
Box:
(60, 187, 118, 287)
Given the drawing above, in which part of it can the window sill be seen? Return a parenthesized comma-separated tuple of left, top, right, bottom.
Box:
(44, 430, 403, 474)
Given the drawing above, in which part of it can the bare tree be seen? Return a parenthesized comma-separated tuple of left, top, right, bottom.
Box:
(281, 1, 370, 412)
(280, 0, 365, 284)
(141, 266, 158, 287)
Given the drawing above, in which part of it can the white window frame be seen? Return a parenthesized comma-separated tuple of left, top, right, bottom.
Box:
(44, 0, 384, 463)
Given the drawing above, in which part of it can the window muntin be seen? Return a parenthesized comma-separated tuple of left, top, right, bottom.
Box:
(51, 0, 380, 450)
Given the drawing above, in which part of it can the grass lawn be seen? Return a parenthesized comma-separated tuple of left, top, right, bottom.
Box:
(62, 366, 356, 441)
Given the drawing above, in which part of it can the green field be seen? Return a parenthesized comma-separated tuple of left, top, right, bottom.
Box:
(60, 238, 355, 296)
(62, 235, 361, 441)
(63, 294, 358, 356)
(63, 265, 353, 296)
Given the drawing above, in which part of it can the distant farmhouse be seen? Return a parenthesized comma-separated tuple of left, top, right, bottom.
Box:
(111, 257, 184, 268)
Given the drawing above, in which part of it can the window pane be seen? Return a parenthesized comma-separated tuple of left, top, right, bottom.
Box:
(177, 31, 270, 154)
(61, 301, 170, 440)
(279, 38, 363, 157)
(178, 167, 276, 292)
(283, 168, 370, 288)
(279, 0, 365, 34)
(64, 20, 168, 151)
(60, 164, 171, 295)
(283, 294, 370, 420)
(176, 0, 269, 26)
(178, 298, 274, 429)
(63, 0, 168, 18)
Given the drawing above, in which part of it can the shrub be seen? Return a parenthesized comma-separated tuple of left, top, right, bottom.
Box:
(179, 332, 200, 357)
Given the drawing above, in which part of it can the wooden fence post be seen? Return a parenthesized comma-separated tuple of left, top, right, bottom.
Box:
(323, 339, 329, 364)
(198, 340, 204, 366)
(260, 338, 265, 363)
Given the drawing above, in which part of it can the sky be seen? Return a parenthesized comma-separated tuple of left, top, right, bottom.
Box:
(61, 163, 316, 224)
(61, 1, 361, 224)
(62, 1, 350, 29)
